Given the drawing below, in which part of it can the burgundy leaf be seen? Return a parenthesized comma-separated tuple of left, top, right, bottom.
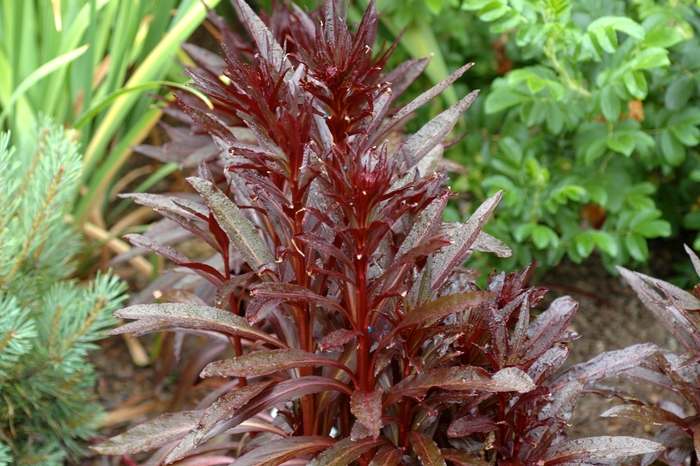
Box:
(307, 437, 385, 466)
(472, 231, 512, 258)
(398, 89, 479, 168)
(123, 233, 190, 264)
(440, 449, 494, 466)
(350, 389, 384, 440)
(200, 349, 354, 380)
(396, 290, 494, 331)
(91, 411, 202, 454)
(381, 57, 431, 103)
(111, 303, 286, 348)
(188, 177, 276, 275)
(172, 456, 234, 466)
(389, 63, 475, 132)
(385, 366, 534, 406)
(550, 343, 661, 390)
(156, 289, 208, 306)
(447, 415, 498, 438)
(367, 446, 404, 466)
(694, 424, 700, 461)
(120, 192, 209, 218)
(247, 282, 349, 324)
(395, 192, 449, 260)
(600, 405, 689, 429)
(527, 345, 569, 385)
(522, 296, 578, 361)
(408, 431, 447, 466)
(319, 329, 361, 352)
(169, 377, 354, 461)
(230, 0, 288, 69)
(618, 266, 700, 350)
(214, 272, 255, 308)
(168, 382, 273, 460)
(685, 244, 700, 277)
(227, 436, 335, 466)
(156, 206, 223, 254)
(430, 191, 503, 291)
(541, 436, 664, 465)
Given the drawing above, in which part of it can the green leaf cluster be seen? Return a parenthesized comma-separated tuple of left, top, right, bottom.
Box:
(0, 122, 126, 464)
(375, 0, 700, 271)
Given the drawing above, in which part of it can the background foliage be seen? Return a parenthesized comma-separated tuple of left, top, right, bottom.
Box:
(357, 0, 700, 274)
(0, 122, 126, 465)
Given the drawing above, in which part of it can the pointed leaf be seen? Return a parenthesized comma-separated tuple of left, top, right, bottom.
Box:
(542, 436, 664, 464)
(447, 415, 498, 437)
(188, 177, 276, 275)
(440, 449, 493, 466)
(112, 303, 286, 348)
(522, 296, 578, 360)
(92, 411, 202, 454)
(200, 349, 353, 379)
(600, 405, 688, 429)
(431, 191, 503, 290)
(170, 381, 273, 458)
(391, 63, 474, 125)
(408, 431, 447, 466)
(472, 231, 512, 258)
(350, 390, 384, 440)
(167, 377, 353, 461)
(230, 0, 288, 68)
(385, 366, 534, 405)
(396, 192, 449, 260)
(307, 437, 384, 466)
(320, 329, 361, 352)
(247, 282, 349, 323)
(617, 267, 700, 350)
(398, 90, 480, 168)
(397, 291, 494, 330)
(694, 424, 700, 460)
(368, 446, 403, 466)
(382, 57, 431, 103)
(551, 343, 660, 390)
(231, 436, 336, 466)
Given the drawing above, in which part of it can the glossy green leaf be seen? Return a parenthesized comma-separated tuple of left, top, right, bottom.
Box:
(665, 76, 695, 110)
(625, 232, 649, 261)
(624, 70, 648, 99)
(485, 88, 526, 113)
(600, 86, 621, 122)
(478, 1, 509, 22)
(607, 132, 635, 156)
(659, 130, 685, 166)
(630, 47, 670, 70)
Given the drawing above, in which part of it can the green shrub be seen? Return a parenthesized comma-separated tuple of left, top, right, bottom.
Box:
(369, 0, 700, 273)
(0, 122, 126, 464)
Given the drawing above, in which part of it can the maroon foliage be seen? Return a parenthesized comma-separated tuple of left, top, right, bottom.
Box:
(94, 1, 664, 464)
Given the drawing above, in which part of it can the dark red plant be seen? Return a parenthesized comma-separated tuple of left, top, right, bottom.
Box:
(93, 1, 665, 464)
(615, 246, 700, 466)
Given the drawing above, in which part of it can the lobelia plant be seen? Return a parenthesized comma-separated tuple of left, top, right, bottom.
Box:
(94, 1, 665, 464)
